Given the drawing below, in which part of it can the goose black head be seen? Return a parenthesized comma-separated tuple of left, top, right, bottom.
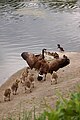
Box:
(57, 44, 60, 48)
(42, 48, 47, 59)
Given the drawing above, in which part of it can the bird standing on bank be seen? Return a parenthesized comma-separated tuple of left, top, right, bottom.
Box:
(57, 44, 64, 52)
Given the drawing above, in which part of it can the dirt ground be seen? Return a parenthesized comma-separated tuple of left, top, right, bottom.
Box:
(0, 52, 80, 119)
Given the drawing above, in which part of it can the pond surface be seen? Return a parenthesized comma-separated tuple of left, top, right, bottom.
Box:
(0, 0, 80, 85)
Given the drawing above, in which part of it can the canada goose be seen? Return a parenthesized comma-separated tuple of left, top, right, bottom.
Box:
(57, 44, 64, 52)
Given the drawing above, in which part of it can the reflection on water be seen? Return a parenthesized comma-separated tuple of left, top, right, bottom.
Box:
(0, 0, 79, 13)
(0, 0, 80, 85)
(41, 0, 78, 9)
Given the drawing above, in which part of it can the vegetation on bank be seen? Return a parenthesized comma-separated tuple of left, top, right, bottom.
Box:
(2, 88, 80, 120)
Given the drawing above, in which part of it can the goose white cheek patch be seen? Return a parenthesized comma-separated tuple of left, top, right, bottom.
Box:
(37, 74, 44, 81)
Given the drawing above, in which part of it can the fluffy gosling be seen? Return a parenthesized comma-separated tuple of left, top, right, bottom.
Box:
(4, 88, 11, 101)
(11, 79, 20, 95)
(23, 73, 35, 93)
(20, 68, 29, 84)
(24, 80, 33, 93)
(28, 73, 35, 88)
(51, 72, 58, 85)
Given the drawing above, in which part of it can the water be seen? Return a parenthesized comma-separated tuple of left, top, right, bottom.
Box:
(0, 0, 80, 85)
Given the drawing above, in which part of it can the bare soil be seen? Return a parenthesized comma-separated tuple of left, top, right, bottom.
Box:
(0, 52, 80, 119)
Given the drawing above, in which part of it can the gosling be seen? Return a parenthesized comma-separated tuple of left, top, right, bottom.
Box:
(20, 68, 29, 84)
(4, 88, 11, 101)
(24, 80, 33, 93)
(23, 73, 35, 93)
(28, 73, 35, 88)
(11, 79, 20, 95)
(53, 52, 59, 59)
(51, 72, 58, 85)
